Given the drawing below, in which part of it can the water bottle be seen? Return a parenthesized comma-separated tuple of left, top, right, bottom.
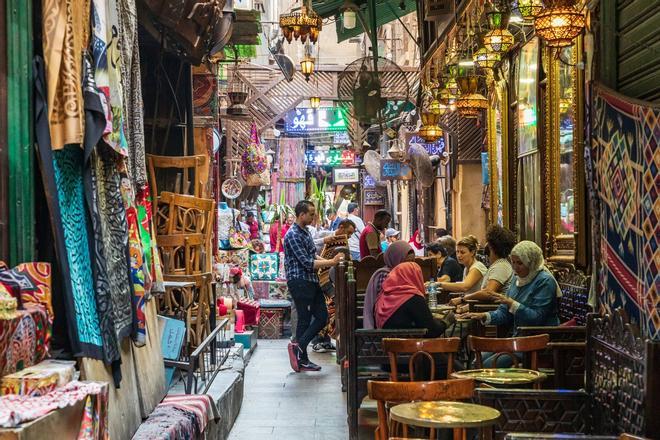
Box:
(428, 278, 437, 309)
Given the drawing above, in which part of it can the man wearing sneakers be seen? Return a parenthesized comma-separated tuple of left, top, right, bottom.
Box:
(284, 200, 343, 372)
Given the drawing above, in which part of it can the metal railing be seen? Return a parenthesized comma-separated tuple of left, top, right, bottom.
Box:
(164, 318, 231, 394)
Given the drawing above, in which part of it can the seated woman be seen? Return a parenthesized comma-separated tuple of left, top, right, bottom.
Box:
(375, 251, 455, 338)
(460, 240, 561, 367)
(450, 225, 516, 305)
(363, 240, 415, 329)
(426, 242, 462, 282)
(436, 236, 487, 295)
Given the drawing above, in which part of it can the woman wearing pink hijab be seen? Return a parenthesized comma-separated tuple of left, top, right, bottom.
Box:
(362, 241, 416, 329)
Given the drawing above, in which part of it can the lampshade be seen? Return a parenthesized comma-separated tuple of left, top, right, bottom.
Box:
(343, 10, 357, 29)
(429, 99, 448, 116)
(516, 0, 544, 20)
(310, 96, 321, 108)
(483, 29, 515, 53)
(534, 0, 585, 47)
(456, 93, 488, 118)
(300, 55, 315, 81)
(279, 5, 323, 44)
(474, 47, 501, 70)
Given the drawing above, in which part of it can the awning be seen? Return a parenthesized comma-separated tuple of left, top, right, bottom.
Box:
(311, 0, 417, 43)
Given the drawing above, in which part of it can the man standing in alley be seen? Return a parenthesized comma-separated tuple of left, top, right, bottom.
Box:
(284, 200, 343, 372)
(359, 209, 392, 258)
(346, 202, 365, 261)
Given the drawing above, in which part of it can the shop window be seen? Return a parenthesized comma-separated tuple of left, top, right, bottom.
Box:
(515, 38, 541, 243)
(558, 46, 575, 235)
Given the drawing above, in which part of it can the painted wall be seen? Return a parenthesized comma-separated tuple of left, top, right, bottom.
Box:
(452, 163, 487, 243)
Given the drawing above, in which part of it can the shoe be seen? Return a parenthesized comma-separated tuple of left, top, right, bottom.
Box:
(322, 342, 336, 351)
(287, 342, 301, 372)
(312, 343, 328, 353)
(299, 360, 322, 371)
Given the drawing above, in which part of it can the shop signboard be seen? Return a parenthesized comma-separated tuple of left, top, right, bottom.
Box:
(306, 149, 355, 167)
(405, 133, 445, 156)
(380, 160, 413, 181)
(364, 189, 385, 205)
(285, 107, 348, 133)
(363, 173, 376, 189)
(332, 167, 360, 185)
(333, 131, 350, 144)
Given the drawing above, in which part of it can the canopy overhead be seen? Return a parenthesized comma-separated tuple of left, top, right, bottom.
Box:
(311, 0, 417, 43)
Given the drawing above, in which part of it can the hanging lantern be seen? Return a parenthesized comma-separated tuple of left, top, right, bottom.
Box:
(300, 55, 315, 81)
(445, 77, 460, 96)
(429, 99, 448, 116)
(310, 96, 321, 108)
(456, 93, 489, 118)
(279, 5, 323, 44)
(483, 29, 515, 53)
(534, 0, 585, 47)
(226, 66, 249, 116)
(515, 0, 544, 21)
(438, 87, 457, 105)
(419, 111, 443, 142)
(474, 47, 501, 70)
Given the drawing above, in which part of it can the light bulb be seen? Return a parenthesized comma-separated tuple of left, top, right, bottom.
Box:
(343, 10, 356, 29)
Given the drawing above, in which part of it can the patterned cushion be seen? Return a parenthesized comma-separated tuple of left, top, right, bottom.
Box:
(216, 249, 250, 275)
(250, 253, 279, 281)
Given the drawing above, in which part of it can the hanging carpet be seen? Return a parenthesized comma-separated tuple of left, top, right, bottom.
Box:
(590, 84, 660, 340)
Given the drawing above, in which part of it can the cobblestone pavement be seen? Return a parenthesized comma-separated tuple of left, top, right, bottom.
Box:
(228, 339, 348, 440)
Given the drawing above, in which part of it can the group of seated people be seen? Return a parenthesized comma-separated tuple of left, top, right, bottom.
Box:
(362, 225, 561, 367)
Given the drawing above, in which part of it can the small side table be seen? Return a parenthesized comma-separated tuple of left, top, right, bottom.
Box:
(390, 400, 500, 439)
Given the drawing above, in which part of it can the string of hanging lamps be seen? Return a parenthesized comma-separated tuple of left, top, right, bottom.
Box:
(513, 0, 544, 22)
(454, 14, 489, 119)
(483, 4, 515, 54)
(279, 0, 323, 44)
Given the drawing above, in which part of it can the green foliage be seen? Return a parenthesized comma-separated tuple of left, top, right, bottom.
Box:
(309, 176, 328, 225)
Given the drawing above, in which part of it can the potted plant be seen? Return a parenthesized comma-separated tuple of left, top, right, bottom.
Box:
(309, 176, 328, 227)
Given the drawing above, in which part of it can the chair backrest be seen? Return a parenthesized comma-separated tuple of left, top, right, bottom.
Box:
(156, 191, 215, 236)
(414, 257, 438, 281)
(368, 379, 475, 440)
(383, 337, 461, 381)
(157, 233, 206, 276)
(354, 255, 385, 328)
(468, 334, 549, 369)
(147, 154, 208, 199)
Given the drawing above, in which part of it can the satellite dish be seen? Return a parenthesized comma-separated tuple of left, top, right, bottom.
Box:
(363, 150, 386, 186)
(408, 144, 435, 188)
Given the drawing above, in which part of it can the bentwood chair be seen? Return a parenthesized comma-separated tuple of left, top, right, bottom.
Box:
(368, 378, 475, 440)
(147, 153, 208, 200)
(468, 334, 550, 374)
(383, 337, 461, 381)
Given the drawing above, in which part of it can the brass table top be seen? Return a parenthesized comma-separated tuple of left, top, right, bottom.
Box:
(389, 401, 501, 429)
(451, 368, 547, 385)
(430, 305, 455, 313)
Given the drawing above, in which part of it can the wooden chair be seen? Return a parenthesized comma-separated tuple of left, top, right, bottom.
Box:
(468, 334, 550, 371)
(383, 337, 461, 381)
(147, 154, 208, 200)
(414, 257, 438, 283)
(368, 378, 475, 440)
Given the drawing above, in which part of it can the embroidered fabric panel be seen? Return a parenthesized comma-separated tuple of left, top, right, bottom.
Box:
(250, 254, 279, 281)
(591, 85, 660, 339)
(53, 146, 103, 349)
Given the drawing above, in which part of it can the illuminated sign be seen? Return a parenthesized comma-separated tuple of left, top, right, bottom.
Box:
(285, 108, 348, 133)
(306, 149, 355, 167)
(406, 133, 446, 156)
(333, 131, 350, 144)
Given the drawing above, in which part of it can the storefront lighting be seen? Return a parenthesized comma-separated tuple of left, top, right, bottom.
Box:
(343, 10, 357, 29)
(458, 59, 475, 67)
(438, 87, 457, 105)
(516, 0, 544, 21)
(445, 77, 460, 96)
(534, 0, 585, 47)
(419, 111, 443, 142)
(429, 99, 448, 116)
(300, 55, 315, 81)
(310, 96, 321, 108)
(280, 4, 323, 44)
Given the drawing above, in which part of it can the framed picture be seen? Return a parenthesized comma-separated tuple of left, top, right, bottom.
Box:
(332, 167, 360, 185)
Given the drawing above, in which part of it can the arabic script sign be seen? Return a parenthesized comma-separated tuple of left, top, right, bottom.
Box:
(285, 108, 348, 133)
(380, 160, 413, 181)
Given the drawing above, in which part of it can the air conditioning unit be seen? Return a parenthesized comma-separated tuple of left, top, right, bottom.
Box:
(424, 0, 453, 21)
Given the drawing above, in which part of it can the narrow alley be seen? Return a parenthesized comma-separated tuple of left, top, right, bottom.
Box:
(229, 340, 348, 440)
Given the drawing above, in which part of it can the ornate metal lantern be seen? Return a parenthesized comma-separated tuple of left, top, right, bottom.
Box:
(474, 47, 501, 70)
(310, 96, 321, 108)
(279, 5, 323, 44)
(515, 0, 544, 21)
(534, 0, 585, 47)
(455, 72, 488, 118)
(419, 111, 443, 142)
(300, 55, 315, 81)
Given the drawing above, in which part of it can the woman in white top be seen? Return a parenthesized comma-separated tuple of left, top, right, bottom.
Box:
(437, 236, 487, 294)
(451, 225, 516, 305)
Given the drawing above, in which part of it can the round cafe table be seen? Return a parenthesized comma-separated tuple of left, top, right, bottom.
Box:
(451, 368, 547, 386)
(390, 400, 501, 429)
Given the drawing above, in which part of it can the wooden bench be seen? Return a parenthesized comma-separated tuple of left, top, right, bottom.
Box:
(476, 310, 660, 439)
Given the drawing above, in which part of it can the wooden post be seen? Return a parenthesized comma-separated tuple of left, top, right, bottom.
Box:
(7, 0, 34, 265)
(0, 0, 8, 262)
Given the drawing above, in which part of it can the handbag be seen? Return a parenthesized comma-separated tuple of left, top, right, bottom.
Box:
(228, 210, 249, 249)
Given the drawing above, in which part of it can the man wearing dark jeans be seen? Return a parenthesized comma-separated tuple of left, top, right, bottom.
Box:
(283, 200, 343, 372)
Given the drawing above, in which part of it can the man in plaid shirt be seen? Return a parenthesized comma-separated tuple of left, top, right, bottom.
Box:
(284, 200, 343, 372)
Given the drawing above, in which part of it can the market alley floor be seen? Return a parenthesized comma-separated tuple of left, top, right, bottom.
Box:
(228, 339, 349, 440)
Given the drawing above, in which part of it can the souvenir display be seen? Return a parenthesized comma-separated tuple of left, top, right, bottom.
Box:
(249, 253, 279, 281)
(221, 178, 243, 200)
